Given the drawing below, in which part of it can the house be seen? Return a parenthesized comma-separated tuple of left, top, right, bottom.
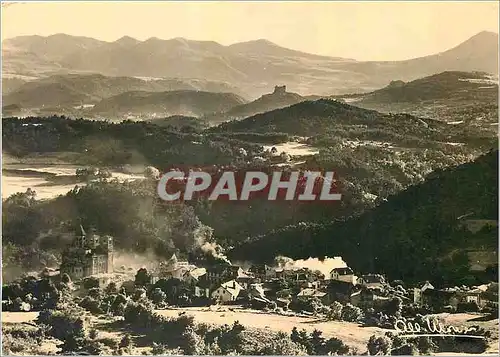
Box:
(247, 283, 267, 300)
(479, 283, 499, 308)
(249, 264, 276, 281)
(275, 268, 300, 280)
(358, 287, 391, 308)
(60, 225, 114, 279)
(330, 267, 356, 284)
(205, 264, 243, 286)
(211, 280, 244, 303)
(412, 281, 435, 306)
(463, 288, 482, 305)
(193, 283, 210, 299)
(235, 270, 253, 289)
(159, 254, 196, 280)
(297, 288, 329, 305)
(358, 274, 386, 288)
(183, 268, 207, 285)
(326, 280, 362, 305)
(296, 268, 315, 282)
(246, 283, 271, 308)
(276, 298, 291, 310)
(422, 288, 459, 309)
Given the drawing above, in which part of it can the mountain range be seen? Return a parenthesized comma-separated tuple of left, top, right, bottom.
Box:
(2, 31, 498, 98)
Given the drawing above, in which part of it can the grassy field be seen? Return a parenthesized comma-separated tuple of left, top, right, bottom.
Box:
(155, 306, 389, 352)
(2, 309, 498, 355)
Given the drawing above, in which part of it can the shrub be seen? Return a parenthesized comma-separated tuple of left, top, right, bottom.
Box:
(123, 300, 154, 327)
(150, 288, 167, 306)
(391, 343, 419, 355)
(37, 307, 88, 341)
(367, 335, 392, 355)
(82, 277, 100, 290)
(341, 303, 363, 322)
(328, 301, 343, 320)
(79, 296, 102, 315)
(456, 301, 480, 313)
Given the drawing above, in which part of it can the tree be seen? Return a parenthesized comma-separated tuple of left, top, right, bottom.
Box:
(105, 281, 118, 295)
(324, 337, 350, 355)
(150, 287, 167, 306)
(310, 329, 325, 354)
(417, 336, 438, 354)
(118, 334, 134, 355)
(144, 166, 161, 180)
(132, 287, 147, 301)
(80, 296, 102, 315)
(60, 273, 72, 285)
(83, 277, 100, 290)
(367, 335, 392, 356)
(180, 327, 206, 355)
(290, 327, 300, 343)
(134, 268, 151, 287)
(328, 301, 343, 320)
(386, 296, 403, 317)
(341, 303, 363, 322)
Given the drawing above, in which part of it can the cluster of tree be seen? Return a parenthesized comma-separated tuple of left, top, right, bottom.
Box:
(206, 131, 290, 144)
(214, 99, 497, 149)
(2, 116, 261, 168)
(75, 167, 112, 181)
(376, 328, 491, 355)
(290, 327, 352, 355)
(1, 179, 220, 277)
(2, 274, 73, 311)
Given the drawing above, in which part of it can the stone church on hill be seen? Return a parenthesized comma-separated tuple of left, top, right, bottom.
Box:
(60, 225, 114, 279)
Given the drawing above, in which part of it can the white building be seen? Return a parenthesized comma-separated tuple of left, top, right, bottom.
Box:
(211, 280, 244, 303)
(329, 267, 356, 284)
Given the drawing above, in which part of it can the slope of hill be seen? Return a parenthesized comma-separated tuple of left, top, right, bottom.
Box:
(147, 115, 209, 131)
(2, 77, 27, 95)
(229, 150, 498, 286)
(1, 73, 248, 113)
(392, 31, 499, 78)
(344, 71, 498, 130)
(357, 71, 498, 103)
(214, 98, 449, 141)
(91, 90, 247, 118)
(3, 31, 497, 97)
(2, 74, 195, 108)
(217, 85, 307, 121)
(3, 33, 104, 61)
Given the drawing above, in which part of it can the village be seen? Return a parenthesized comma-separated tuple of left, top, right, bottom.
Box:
(2, 225, 499, 356)
(47, 225, 498, 317)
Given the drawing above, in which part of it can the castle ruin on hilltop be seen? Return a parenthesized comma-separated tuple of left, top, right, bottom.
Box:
(60, 225, 114, 279)
(273, 85, 286, 95)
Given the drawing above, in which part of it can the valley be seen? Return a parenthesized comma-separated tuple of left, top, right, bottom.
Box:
(1, 6, 498, 355)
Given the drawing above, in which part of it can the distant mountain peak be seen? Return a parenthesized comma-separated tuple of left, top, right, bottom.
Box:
(114, 35, 139, 45)
(144, 36, 162, 43)
(230, 38, 279, 48)
(472, 30, 498, 37)
(450, 30, 499, 50)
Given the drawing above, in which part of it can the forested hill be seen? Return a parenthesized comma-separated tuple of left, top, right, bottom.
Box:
(229, 149, 498, 286)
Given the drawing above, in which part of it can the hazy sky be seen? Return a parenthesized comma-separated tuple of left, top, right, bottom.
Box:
(1, 1, 498, 61)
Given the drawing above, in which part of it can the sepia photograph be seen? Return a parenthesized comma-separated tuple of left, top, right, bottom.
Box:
(1, 1, 499, 355)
